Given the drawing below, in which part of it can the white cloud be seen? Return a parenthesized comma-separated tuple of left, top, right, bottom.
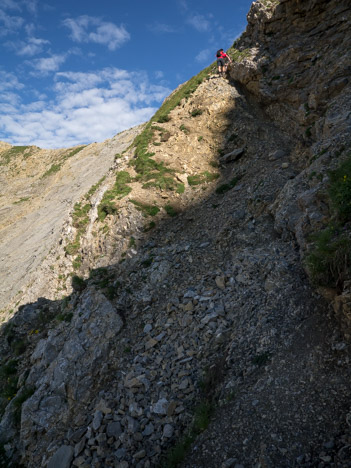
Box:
(23, 0, 38, 15)
(6, 36, 50, 56)
(195, 48, 212, 63)
(0, 67, 171, 148)
(178, 0, 188, 13)
(2, 0, 21, 10)
(148, 22, 177, 34)
(187, 14, 210, 32)
(0, 71, 24, 92)
(63, 16, 130, 51)
(0, 9, 24, 35)
(30, 54, 67, 75)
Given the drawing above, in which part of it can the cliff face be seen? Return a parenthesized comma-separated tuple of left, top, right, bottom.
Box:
(0, 1, 351, 467)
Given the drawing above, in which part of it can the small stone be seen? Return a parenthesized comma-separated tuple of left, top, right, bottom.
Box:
(72, 456, 86, 467)
(143, 324, 153, 334)
(152, 398, 168, 415)
(145, 338, 158, 350)
(184, 301, 194, 312)
(115, 448, 126, 459)
(215, 276, 226, 290)
(163, 424, 174, 438)
(179, 378, 189, 390)
(134, 449, 146, 459)
(74, 438, 86, 457)
(281, 162, 289, 169)
(167, 401, 177, 417)
(117, 463, 129, 468)
(220, 148, 245, 163)
(142, 423, 154, 436)
(47, 446, 74, 468)
(92, 411, 103, 431)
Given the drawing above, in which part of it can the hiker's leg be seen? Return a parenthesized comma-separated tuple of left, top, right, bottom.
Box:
(217, 58, 224, 75)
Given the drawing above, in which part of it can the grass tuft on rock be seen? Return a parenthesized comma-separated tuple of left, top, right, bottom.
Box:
(306, 152, 351, 289)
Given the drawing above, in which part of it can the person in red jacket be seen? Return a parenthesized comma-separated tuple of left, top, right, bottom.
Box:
(216, 49, 232, 77)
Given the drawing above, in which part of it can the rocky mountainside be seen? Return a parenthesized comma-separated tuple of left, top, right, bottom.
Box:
(0, 0, 350, 467)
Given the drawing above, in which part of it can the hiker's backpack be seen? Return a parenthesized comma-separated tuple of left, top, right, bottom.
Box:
(216, 50, 223, 57)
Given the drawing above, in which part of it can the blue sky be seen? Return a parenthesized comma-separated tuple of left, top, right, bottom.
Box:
(0, 0, 253, 149)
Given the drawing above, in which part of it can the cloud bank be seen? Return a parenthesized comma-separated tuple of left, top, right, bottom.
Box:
(63, 16, 130, 51)
(0, 68, 171, 149)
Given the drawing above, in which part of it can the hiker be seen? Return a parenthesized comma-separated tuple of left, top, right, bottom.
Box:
(216, 49, 232, 77)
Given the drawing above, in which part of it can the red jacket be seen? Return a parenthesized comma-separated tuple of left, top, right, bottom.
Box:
(217, 51, 227, 59)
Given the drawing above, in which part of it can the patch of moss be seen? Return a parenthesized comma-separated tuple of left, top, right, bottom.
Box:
(97, 171, 132, 221)
(0, 146, 32, 166)
(188, 171, 220, 186)
(179, 124, 190, 134)
(165, 204, 178, 217)
(306, 152, 351, 289)
(130, 200, 160, 217)
(13, 197, 30, 204)
(86, 176, 106, 198)
(216, 177, 239, 194)
(66, 146, 86, 159)
(42, 163, 62, 178)
(190, 109, 203, 117)
(71, 275, 86, 292)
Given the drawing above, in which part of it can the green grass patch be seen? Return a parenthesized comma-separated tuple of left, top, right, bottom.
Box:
(156, 115, 171, 123)
(42, 163, 62, 178)
(306, 226, 351, 288)
(328, 154, 351, 223)
(0, 360, 18, 404)
(179, 124, 190, 134)
(305, 152, 351, 289)
(176, 183, 185, 194)
(66, 146, 86, 159)
(72, 255, 82, 270)
(0, 146, 32, 166)
(162, 401, 213, 468)
(71, 275, 86, 292)
(216, 177, 239, 194)
(130, 200, 160, 216)
(141, 257, 153, 267)
(86, 176, 106, 198)
(144, 221, 156, 232)
(188, 171, 220, 186)
(65, 236, 81, 256)
(97, 171, 132, 221)
(41, 146, 85, 178)
(72, 202, 91, 230)
(228, 133, 238, 142)
(228, 47, 251, 62)
(13, 197, 30, 204)
(190, 109, 203, 117)
(165, 204, 178, 217)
